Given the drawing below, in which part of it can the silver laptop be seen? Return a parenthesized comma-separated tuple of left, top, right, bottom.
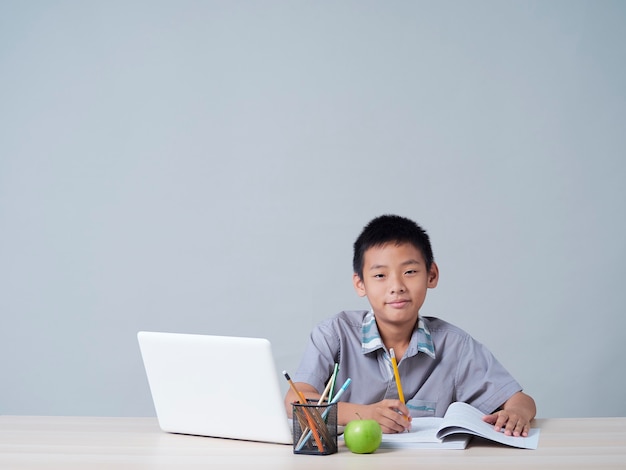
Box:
(137, 331, 293, 444)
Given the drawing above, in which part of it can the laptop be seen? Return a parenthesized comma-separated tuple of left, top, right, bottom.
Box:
(137, 331, 293, 444)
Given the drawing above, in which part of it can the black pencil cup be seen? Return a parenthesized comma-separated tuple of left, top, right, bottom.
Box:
(292, 399, 338, 455)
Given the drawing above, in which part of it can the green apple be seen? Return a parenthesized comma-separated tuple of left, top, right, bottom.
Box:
(343, 417, 383, 454)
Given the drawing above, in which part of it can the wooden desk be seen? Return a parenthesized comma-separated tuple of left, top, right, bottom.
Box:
(2, 415, 625, 469)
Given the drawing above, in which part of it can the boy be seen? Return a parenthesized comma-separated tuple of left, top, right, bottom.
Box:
(284, 214, 536, 437)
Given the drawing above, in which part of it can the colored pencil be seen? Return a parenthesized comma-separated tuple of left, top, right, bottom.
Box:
(328, 363, 339, 401)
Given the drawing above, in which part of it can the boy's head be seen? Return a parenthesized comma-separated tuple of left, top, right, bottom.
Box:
(353, 214, 434, 280)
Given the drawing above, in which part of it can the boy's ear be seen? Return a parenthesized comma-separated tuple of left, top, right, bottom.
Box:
(352, 273, 367, 297)
(428, 262, 439, 288)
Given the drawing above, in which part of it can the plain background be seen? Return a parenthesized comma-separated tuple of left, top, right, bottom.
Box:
(1, 1, 625, 419)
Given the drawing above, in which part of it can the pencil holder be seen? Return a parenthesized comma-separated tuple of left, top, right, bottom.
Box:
(292, 399, 338, 455)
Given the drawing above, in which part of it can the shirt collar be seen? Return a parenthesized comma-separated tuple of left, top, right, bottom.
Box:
(361, 311, 436, 359)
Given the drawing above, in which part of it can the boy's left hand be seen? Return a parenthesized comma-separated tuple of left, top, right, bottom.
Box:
(482, 391, 536, 437)
(482, 408, 530, 437)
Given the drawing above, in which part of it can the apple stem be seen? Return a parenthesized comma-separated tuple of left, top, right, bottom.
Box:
(355, 412, 362, 420)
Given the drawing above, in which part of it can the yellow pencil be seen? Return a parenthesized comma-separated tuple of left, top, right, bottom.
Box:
(389, 348, 406, 404)
(390, 348, 409, 427)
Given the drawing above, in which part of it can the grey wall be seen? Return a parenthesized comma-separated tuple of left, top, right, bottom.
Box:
(1, 1, 625, 419)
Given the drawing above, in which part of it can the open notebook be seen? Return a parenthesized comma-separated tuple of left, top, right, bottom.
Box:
(137, 331, 293, 444)
(377, 401, 540, 450)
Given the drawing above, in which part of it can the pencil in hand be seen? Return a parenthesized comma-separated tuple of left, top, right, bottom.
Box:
(389, 348, 405, 403)
(390, 348, 409, 425)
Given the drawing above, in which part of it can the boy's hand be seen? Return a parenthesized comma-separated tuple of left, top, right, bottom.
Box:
(482, 392, 536, 437)
(359, 399, 412, 434)
(482, 408, 530, 437)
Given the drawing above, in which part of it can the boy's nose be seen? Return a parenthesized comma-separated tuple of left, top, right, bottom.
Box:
(390, 278, 406, 294)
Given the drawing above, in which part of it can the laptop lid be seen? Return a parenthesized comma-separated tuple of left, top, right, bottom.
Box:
(137, 331, 293, 444)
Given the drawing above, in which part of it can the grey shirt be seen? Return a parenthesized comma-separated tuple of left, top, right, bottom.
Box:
(292, 310, 522, 417)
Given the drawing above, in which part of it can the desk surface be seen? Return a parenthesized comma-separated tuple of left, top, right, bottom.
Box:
(2, 415, 625, 469)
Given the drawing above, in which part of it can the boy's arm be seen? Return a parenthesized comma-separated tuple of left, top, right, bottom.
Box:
(284, 382, 411, 434)
(337, 400, 411, 434)
(482, 391, 537, 437)
(283, 382, 321, 418)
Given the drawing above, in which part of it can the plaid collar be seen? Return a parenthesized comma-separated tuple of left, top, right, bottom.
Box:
(361, 310, 436, 359)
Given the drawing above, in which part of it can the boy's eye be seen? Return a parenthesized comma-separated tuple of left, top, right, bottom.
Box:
(373, 273, 385, 279)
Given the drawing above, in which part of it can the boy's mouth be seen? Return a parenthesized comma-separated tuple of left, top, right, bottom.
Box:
(387, 299, 410, 308)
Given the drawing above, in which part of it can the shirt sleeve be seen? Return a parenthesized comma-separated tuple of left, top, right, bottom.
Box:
(291, 318, 339, 392)
(454, 334, 523, 414)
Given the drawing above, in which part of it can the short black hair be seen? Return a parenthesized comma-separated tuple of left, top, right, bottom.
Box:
(352, 214, 434, 279)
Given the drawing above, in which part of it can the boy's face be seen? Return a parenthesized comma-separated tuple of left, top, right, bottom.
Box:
(353, 242, 438, 328)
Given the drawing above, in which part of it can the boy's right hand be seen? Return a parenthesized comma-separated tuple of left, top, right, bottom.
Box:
(361, 399, 412, 434)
